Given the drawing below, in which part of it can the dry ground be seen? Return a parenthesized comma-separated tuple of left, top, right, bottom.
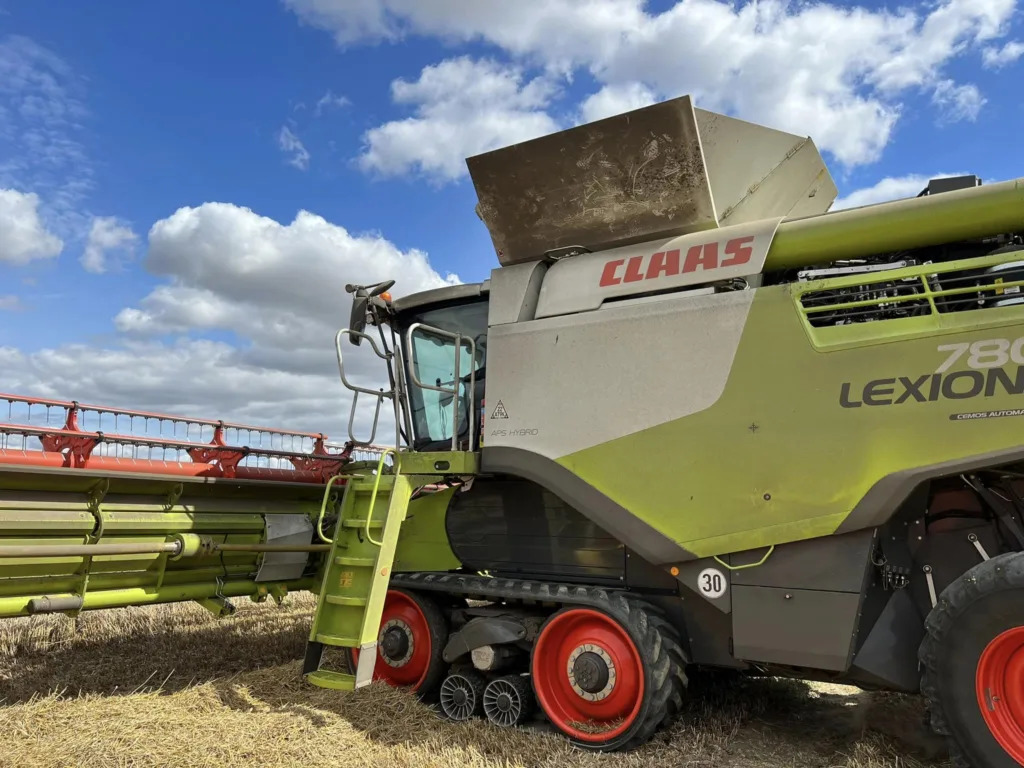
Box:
(0, 593, 953, 768)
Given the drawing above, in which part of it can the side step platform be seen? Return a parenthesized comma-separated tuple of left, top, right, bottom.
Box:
(303, 471, 414, 690)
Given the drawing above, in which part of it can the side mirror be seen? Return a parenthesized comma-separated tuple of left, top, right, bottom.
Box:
(347, 295, 368, 346)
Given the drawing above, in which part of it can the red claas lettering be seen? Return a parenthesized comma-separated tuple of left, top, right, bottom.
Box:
(598, 235, 756, 286)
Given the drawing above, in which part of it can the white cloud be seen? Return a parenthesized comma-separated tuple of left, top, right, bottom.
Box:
(2, 202, 463, 443)
(288, 0, 1019, 171)
(982, 40, 1024, 68)
(0, 295, 22, 311)
(832, 172, 966, 210)
(931, 80, 985, 122)
(578, 82, 657, 123)
(81, 215, 139, 273)
(315, 89, 350, 115)
(0, 188, 63, 264)
(358, 56, 561, 183)
(277, 125, 311, 170)
(0, 35, 91, 238)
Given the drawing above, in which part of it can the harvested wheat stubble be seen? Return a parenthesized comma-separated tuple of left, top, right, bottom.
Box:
(0, 596, 952, 768)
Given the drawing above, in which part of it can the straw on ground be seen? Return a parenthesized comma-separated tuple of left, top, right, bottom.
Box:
(0, 594, 952, 768)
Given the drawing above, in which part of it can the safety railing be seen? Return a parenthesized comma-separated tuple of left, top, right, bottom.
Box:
(0, 392, 387, 484)
(334, 328, 402, 450)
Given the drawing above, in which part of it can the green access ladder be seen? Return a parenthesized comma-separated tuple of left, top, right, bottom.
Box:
(302, 467, 415, 691)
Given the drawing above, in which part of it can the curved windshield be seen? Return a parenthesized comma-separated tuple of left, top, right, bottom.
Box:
(401, 300, 488, 450)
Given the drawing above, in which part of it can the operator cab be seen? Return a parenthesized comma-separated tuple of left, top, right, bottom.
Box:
(338, 280, 488, 454)
(390, 284, 489, 453)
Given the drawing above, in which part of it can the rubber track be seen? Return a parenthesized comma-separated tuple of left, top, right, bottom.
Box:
(918, 551, 1024, 768)
(392, 572, 689, 750)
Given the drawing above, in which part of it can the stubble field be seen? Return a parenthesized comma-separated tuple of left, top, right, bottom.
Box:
(0, 593, 953, 768)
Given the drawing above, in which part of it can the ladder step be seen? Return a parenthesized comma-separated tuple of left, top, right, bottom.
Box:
(315, 632, 359, 647)
(325, 595, 367, 607)
(342, 518, 384, 528)
(306, 669, 356, 691)
(334, 556, 375, 567)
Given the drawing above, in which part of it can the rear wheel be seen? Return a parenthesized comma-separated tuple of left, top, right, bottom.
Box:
(529, 594, 687, 752)
(349, 588, 448, 698)
(920, 551, 1024, 767)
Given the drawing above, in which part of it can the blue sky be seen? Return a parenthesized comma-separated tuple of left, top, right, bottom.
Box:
(0, 0, 1022, 435)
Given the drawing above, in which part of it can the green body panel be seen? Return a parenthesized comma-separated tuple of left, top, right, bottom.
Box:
(394, 486, 462, 572)
(767, 177, 1024, 270)
(558, 251, 1024, 558)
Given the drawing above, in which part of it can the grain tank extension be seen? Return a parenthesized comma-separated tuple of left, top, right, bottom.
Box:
(3, 95, 1024, 767)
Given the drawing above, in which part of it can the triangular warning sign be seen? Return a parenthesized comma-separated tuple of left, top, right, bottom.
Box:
(491, 400, 509, 419)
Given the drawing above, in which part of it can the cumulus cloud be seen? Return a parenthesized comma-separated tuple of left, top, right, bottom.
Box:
(2, 202, 463, 442)
(578, 82, 658, 123)
(0, 188, 63, 264)
(81, 215, 139, 273)
(358, 56, 561, 183)
(288, 0, 1019, 171)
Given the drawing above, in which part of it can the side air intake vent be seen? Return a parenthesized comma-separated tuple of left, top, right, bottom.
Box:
(798, 256, 1024, 329)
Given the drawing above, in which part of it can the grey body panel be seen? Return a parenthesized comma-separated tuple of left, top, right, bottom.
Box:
(487, 261, 548, 326)
(391, 282, 486, 314)
(672, 557, 732, 614)
(479, 446, 695, 566)
(254, 513, 314, 582)
(730, 529, 877, 592)
(849, 588, 925, 692)
(732, 586, 864, 671)
(442, 617, 528, 663)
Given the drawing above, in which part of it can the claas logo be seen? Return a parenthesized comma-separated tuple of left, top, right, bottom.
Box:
(599, 236, 756, 287)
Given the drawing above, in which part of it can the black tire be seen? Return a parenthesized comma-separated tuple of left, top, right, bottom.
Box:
(529, 591, 688, 752)
(919, 551, 1024, 768)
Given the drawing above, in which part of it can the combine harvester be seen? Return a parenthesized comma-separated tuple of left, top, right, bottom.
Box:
(3, 95, 1024, 767)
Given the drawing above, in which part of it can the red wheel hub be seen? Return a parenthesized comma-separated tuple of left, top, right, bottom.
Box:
(351, 590, 434, 690)
(976, 626, 1024, 765)
(531, 608, 645, 743)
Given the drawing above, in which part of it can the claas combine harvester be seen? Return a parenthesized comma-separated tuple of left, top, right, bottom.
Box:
(3, 95, 1024, 767)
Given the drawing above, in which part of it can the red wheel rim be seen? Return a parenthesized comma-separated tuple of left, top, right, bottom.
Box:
(350, 590, 433, 690)
(976, 626, 1024, 765)
(531, 608, 645, 743)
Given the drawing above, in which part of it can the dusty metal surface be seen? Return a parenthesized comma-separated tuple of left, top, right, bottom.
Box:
(467, 95, 717, 266)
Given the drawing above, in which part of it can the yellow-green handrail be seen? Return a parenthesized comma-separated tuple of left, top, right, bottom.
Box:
(365, 449, 398, 547)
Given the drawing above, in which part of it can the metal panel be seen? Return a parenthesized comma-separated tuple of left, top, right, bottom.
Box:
(533, 217, 782, 318)
(466, 95, 717, 266)
(254, 513, 314, 582)
(693, 107, 836, 226)
(849, 588, 925, 692)
(487, 261, 549, 326)
(729, 529, 875, 593)
(732, 585, 862, 671)
(445, 476, 626, 584)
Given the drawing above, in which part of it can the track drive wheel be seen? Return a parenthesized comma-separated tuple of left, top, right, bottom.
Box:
(349, 588, 448, 699)
(920, 551, 1024, 767)
(530, 595, 687, 752)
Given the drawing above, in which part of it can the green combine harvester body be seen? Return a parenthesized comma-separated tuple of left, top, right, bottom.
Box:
(3, 95, 1024, 767)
